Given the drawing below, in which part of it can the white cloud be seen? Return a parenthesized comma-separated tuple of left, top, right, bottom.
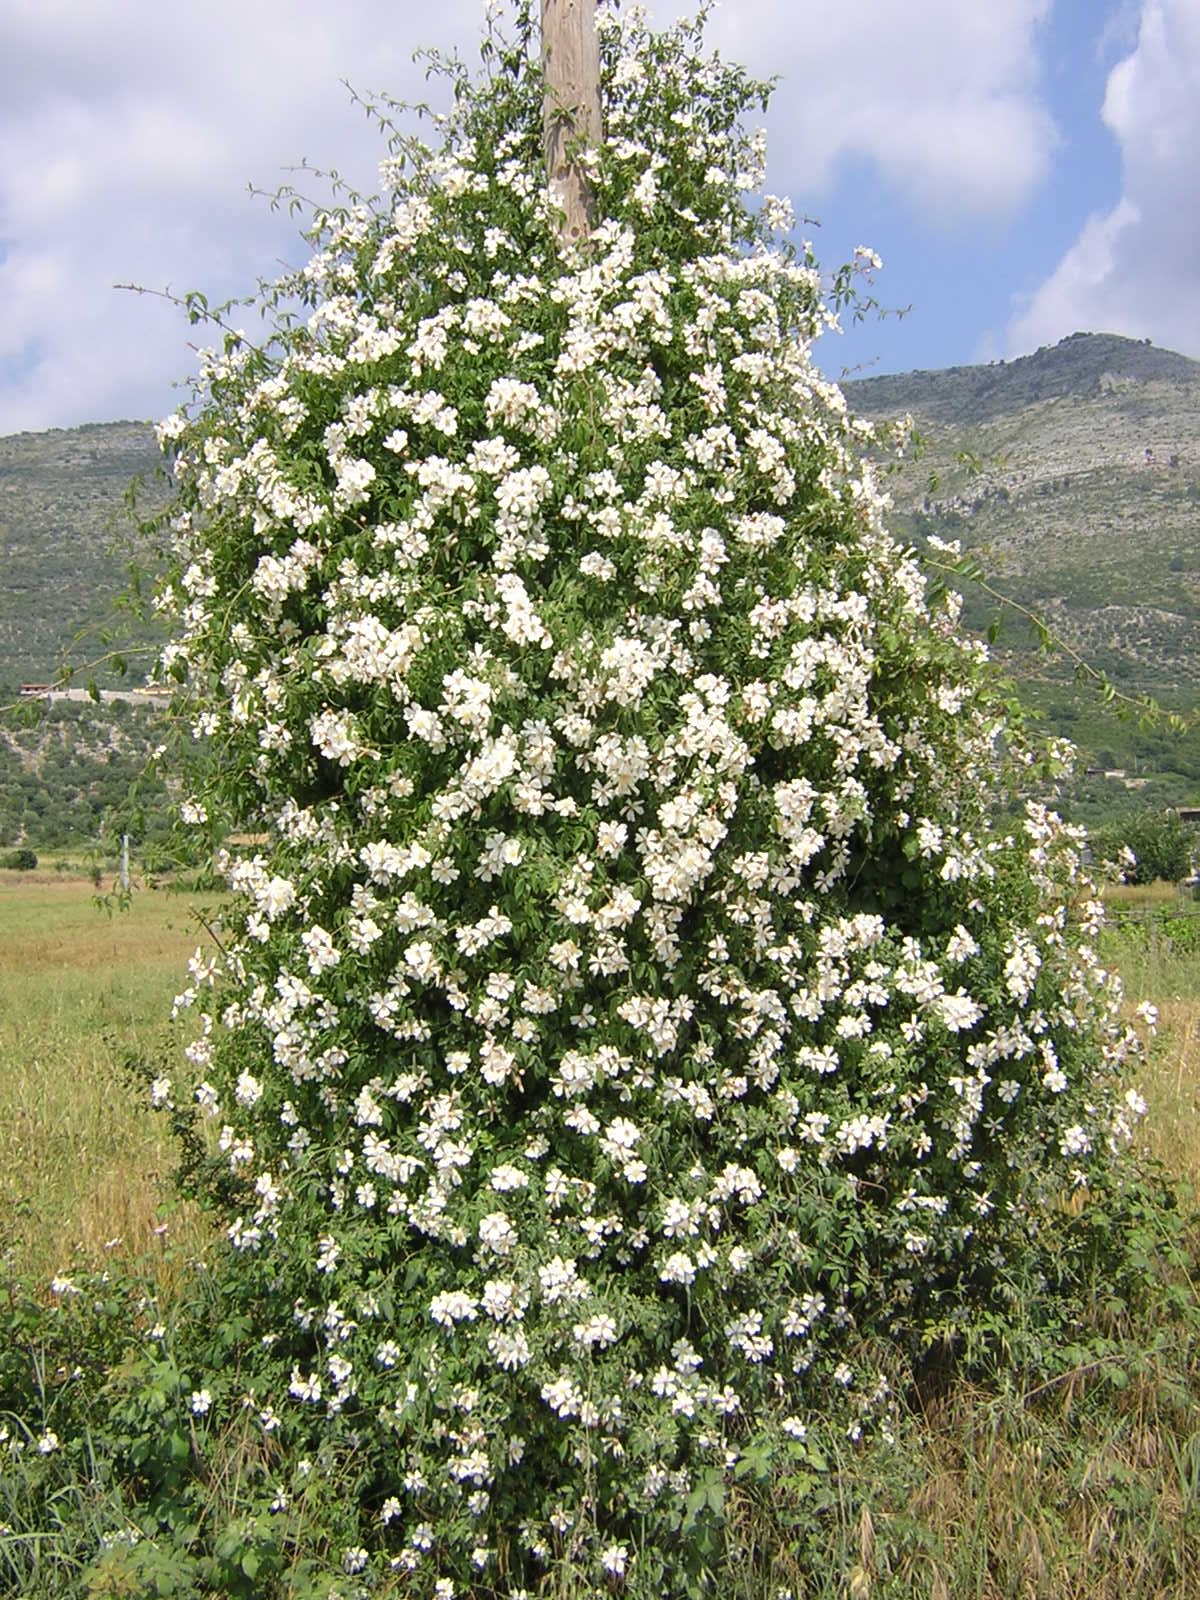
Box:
(691, 0, 1055, 221)
(0, 0, 480, 433)
(1007, 0, 1200, 360)
(0, 0, 1058, 431)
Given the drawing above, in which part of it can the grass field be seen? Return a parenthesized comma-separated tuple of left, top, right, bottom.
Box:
(1100, 883, 1200, 1192)
(0, 870, 217, 1279)
(1, 869, 1198, 1597)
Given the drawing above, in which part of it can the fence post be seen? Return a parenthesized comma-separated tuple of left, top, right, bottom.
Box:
(542, 0, 602, 246)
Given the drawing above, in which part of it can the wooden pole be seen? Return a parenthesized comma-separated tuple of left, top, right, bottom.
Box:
(541, 0, 602, 246)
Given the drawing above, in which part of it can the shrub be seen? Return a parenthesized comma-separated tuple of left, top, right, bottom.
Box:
(1, 848, 37, 871)
(0, 1256, 158, 1597)
(1092, 810, 1194, 885)
(116, 4, 1155, 1591)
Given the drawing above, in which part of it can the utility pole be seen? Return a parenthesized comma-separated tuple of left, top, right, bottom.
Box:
(541, 0, 601, 246)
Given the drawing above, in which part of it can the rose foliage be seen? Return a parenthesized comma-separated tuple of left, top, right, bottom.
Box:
(146, 4, 1153, 1592)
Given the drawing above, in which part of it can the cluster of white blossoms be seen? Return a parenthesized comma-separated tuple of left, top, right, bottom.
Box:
(150, 4, 1149, 1593)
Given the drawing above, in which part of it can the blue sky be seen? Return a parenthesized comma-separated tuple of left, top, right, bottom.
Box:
(824, 0, 1130, 378)
(0, 0, 1196, 432)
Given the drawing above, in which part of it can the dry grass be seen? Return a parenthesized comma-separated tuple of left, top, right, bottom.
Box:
(1102, 880, 1186, 908)
(1136, 997, 1200, 1193)
(0, 872, 217, 1280)
(717, 1312, 1200, 1600)
(1097, 887, 1200, 1195)
(878, 1372, 1200, 1600)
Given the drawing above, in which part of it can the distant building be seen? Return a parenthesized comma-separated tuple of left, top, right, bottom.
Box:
(15, 683, 172, 708)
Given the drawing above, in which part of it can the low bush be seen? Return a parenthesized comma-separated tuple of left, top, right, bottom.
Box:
(1091, 811, 1194, 885)
(2, 1175, 1197, 1598)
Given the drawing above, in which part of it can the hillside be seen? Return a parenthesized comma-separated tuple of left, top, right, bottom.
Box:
(0, 421, 172, 848)
(0, 419, 163, 689)
(6, 334, 1196, 699)
(846, 330, 1200, 427)
(3, 332, 1200, 846)
(844, 332, 1200, 695)
(842, 331, 1200, 823)
(0, 693, 173, 853)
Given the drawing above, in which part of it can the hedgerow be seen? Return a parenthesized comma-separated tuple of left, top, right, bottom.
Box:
(65, 4, 1162, 1592)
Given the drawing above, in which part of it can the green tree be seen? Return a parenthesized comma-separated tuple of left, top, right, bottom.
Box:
(1093, 810, 1194, 884)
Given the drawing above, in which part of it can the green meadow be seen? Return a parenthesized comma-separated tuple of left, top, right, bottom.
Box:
(0, 870, 214, 1280)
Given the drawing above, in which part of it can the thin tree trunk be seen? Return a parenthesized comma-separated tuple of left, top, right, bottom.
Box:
(541, 0, 602, 246)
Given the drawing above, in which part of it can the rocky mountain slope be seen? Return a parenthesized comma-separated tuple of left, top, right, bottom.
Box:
(0, 422, 168, 846)
(845, 332, 1200, 694)
(0, 420, 164, 689)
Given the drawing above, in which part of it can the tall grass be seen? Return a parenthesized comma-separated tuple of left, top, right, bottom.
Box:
(0, 873, 215, 1280)
(1100, 884, 1200, 1193)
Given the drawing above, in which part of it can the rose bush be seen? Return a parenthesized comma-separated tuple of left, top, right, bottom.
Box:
(140, 4, 1152, 1591)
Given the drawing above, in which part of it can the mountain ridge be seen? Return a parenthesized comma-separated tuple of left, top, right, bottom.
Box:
(843, 330, 1200, 428)
(844, 331, 1200, 694)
